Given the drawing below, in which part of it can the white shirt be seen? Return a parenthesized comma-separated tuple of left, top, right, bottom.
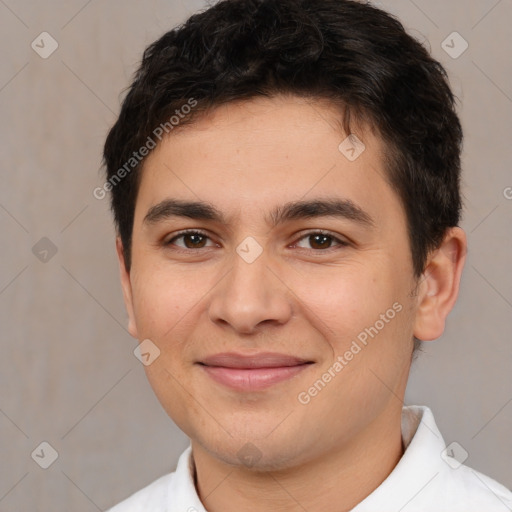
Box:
(107, 406, 512, 511)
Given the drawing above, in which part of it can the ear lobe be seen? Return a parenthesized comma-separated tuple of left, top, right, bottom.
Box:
(116, 238, 138, 339)
(413, 227, 467, 341)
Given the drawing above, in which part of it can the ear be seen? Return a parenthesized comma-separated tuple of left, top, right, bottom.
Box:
(116, 237, 138, 339)
(413, 227, 467, 341)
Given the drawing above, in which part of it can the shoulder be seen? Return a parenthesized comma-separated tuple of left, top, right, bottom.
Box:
(354, 406, 512, 511)
(438, 463, 512, 510)
(106, 472, 175, 512)
(401, 406, 512, 511)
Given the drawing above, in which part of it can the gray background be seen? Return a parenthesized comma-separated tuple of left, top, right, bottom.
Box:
(0, 0, 511, 510)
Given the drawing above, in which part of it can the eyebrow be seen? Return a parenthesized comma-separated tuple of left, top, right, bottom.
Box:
(143, 198, 375, 228)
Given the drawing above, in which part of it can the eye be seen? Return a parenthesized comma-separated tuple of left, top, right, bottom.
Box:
(293, 231, 348, 250)
(166, 230, 216, 249)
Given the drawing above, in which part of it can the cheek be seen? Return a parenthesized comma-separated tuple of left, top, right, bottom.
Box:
(286, 262, 398, 348)
(129, 260, 226, 352)
(130, 264, 191, 338)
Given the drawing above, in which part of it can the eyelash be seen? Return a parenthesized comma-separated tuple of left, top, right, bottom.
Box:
(164, 229, 349, 252)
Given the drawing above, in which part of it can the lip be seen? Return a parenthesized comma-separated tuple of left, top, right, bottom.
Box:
(198, 352, 314, 391)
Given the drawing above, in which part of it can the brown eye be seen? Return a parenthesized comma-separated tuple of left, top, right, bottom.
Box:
(295, 231, 348, 250)
(167, 231, 213, 249)
(309, 234, 332, 249)
(182, 233, 207, 248)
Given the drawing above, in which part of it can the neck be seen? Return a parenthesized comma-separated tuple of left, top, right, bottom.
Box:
(191, 404, 404, 512)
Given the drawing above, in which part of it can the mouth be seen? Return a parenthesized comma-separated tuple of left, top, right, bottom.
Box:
(197, 352, 314, 391)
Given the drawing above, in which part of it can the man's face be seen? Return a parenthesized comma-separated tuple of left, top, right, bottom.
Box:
(119, 96, 420, 469)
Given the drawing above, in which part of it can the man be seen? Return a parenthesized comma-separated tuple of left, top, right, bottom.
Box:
(102, 0, 512, 510)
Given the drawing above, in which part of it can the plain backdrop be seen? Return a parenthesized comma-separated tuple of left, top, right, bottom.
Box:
(0, 0, 511, 510)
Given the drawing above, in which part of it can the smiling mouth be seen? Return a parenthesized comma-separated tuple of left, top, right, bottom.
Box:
(197, 352, 314, 391)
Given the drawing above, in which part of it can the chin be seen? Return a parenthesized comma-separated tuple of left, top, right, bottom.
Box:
(192, 425, 316, 472)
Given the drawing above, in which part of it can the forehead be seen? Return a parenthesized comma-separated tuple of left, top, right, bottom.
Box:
(134, 95, 401, 227)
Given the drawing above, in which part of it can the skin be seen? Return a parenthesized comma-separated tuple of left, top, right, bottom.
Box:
(117, 95, 467, 512)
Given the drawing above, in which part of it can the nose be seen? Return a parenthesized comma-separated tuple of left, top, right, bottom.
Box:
(207, 245, 293, 335)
